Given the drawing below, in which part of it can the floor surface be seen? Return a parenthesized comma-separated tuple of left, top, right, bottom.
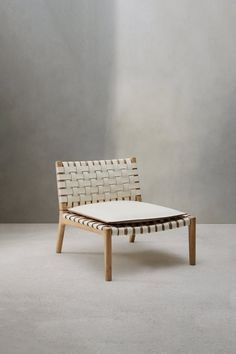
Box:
(0, 224, 235, 354)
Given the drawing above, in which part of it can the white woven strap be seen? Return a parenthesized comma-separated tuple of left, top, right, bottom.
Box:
(63, 213, 190, 236)
(56, 158, 141, 209)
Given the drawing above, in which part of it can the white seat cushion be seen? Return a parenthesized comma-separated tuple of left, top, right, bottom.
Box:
(68, 201, 186, 224)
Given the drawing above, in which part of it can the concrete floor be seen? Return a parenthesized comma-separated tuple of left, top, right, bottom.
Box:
(0, 224, 235, 354)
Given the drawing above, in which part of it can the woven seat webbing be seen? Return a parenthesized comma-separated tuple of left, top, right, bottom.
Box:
(63, 213, 190, 236)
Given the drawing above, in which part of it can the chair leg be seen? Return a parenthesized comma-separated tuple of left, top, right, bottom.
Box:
(104, 230, 112, 281)
(129, 232, 135, 243)
(188, 217, 196, 265)
(56, 222, 65, 253)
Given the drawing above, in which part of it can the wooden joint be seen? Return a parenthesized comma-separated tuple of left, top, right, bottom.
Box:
(55, 161, 63, 168)
(130, 157, 136, 163)
(59, 202, 68, 211)
(136, 195, 142, 202)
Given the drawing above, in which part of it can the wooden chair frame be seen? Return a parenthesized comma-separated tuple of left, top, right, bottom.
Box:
(55, 158, 196, 281)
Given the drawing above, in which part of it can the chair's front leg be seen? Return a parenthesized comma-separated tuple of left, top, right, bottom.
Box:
(104, 229, 112, 281)
(56, 221, 65, 253)
(188, 217, 196, 265)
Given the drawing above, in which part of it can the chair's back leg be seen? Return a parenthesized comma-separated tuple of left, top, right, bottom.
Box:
(104, 229, 112, 281)
(188, 217, 196, 265)
(130, 194, 142, 244)
(129, 232, 135, 243)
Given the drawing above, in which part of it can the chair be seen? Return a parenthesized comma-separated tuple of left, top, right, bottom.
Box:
(55, 157, 196, 281)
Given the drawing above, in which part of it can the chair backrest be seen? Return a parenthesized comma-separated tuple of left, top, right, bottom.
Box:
(55, 157, 142, 211)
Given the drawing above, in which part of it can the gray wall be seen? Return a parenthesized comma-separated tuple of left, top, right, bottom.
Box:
(0, 1, 236, 223)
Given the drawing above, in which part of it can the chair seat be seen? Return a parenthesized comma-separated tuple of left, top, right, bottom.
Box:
(63, 212, 191, 236)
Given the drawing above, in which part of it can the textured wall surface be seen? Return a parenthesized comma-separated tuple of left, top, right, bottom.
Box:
(0, 0, 115, 222)
(0, 0, 236, 222)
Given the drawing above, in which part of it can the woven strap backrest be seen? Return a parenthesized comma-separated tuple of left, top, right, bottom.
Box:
(55, 157, 142, 211)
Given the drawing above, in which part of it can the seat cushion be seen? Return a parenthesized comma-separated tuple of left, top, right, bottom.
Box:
(69, 201, 186, 224)
(63, 212, 190, 236)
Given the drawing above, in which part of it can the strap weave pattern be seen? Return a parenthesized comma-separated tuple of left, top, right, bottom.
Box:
(56, 158, 141, 210)
(63, 213, 190, 236)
